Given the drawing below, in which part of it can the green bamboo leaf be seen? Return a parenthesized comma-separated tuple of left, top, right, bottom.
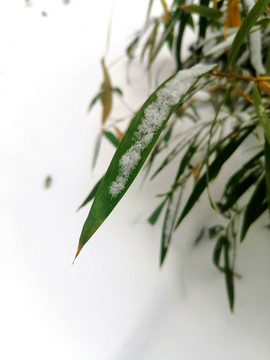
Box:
(183, 4, 222, 18)
(209, 225, 224, 239)
(213, 235, 226, 270)
(198, 0, 210, 39)
(240, 175, 267, 242)
(148, 8, 182, 68)
(217, 151, 264, 212)
(265, 139, 270, 216)
(77, 176, 104, 211)
(145, 0, 154, 27)
(160, 186, 182, 265)
(75, 64, 217, 258)
(87, 90, 106, 113)
(126, 34, 141, 59)
(141, 19, 160, 64)
(148, 199, 167, 225)
(253, 85, 270, 145)
(175, 125, 256, 229)
(104, 131, 120, 147)
(223, 238, 234, 312)
(92, 133, 103, 170)
(113, 87, 123, 96)
(228, 0, 270, 67)
(175, 12, 190, 70)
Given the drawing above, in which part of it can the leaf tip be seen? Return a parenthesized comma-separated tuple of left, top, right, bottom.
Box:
(72, 244, 83, 265)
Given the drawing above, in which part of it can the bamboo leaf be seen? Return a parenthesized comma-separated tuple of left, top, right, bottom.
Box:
(87, 90, 106, 113)
(160, 186, 182, 265)
(148, 199, 167, 225)
(175, 125, 256, 229)
(75, 64, 217, 258)
(213, 235, 226, 270)
(209, 225, 224, 239)
(223, 238, 234, 312)
(198, 0, 210, 39)
(217, 150, 264, 212)
(240, 175, 267, 242)
(100, 58, 113, 124)
(113, 87, 123, 96)
(104, 131, 120, 147)
(182, 4, 222, 18)
(265, 139, 270, 216)
(253, 85, 270, 145)
(175, 12, 190, 70)
(228, 0, 270, 67)
(78, 177, 104, 210)
(92, 133, 103, 170)
(149, 8, 181, 68)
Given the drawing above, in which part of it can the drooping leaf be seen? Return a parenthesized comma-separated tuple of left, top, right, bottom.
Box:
(181, 4, 222, 18)
(104, 131, 120, 147)
(141, 19, 160, 64)
(175, 125, 256, 229)
(223, 238, 234, 312)
(252, 85, 270, 145)
(75, 64, 217, 258)
(145, 0, 154, 26)
(175, 12, 190, 70)
(92, 133, 103, 170)
(100, 58, 113, 124)
(209, 225, 224, 239)
(198, 0, 210, 39)
(148, 199, 167, 225)
(78, 176, 104, 210)
(217, 151, 264, 212)
(113, 87, 123, 96)
(160, 185, 182, 265)
(213, 235, 226, 270)
(228, 0, 270, 67)
(265, 139, 270, 216)
(240, 175, 268, 242)
(87, 90, 106, 113)
(148, 8, 182, 68)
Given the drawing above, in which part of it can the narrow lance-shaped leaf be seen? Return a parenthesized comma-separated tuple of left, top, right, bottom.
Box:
(148, 199, 167, 225)
(78, 176, 104, 211)
(160, 185, 182, 265)
(100, 57, 113, 124)
(175, 125, 256, 229)
(104, 131, 120, 147)
(227, 0, 270, 67)
(265, 139, 270, 216)
(87, 90, 106, 113)
(217, 150, 263, 212)
(92, 133, 103, 170)
(75, 63, 217, 258)
(213, 235, 226, 271)
(253, 85, 270, 146)
(223, 238, 234, 312)
(148, 8, 182, 68)
(181, 4, 222, 18)
(240, 175, 267, 242)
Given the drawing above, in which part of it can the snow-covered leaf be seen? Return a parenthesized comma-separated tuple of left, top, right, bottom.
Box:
(75, 64, 217, 258)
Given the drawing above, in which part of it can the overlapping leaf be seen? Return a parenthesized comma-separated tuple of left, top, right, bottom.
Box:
(75, 64, 216, 258)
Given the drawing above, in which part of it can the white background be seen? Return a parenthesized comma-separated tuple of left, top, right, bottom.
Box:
(0, 1, 270, 359)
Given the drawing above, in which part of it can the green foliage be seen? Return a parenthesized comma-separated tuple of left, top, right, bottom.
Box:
(77, 0, 270, 310)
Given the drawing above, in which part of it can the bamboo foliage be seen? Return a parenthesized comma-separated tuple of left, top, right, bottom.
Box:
(77, 0, 270, 311)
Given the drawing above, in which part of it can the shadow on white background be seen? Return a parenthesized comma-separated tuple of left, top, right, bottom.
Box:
(0, 1, 270, 359)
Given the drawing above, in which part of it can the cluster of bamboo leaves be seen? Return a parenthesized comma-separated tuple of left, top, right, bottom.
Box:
(76, 0, 270, 311)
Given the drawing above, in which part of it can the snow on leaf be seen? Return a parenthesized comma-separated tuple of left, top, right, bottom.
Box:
(75, 63, 217, 259)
